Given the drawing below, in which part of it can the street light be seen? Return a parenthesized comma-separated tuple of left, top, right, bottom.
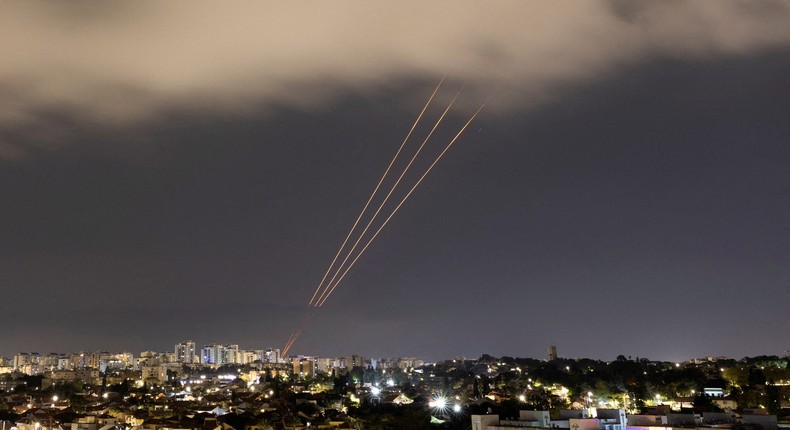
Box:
(429, 395, 448, 412)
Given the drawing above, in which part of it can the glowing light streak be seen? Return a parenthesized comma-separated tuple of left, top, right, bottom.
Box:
(306, 76, 446, 307)
(316, 100, 488, 307)
(314, 86, 463, 307)
(281, 312, 315, 356)
(281, 329, 301, 356)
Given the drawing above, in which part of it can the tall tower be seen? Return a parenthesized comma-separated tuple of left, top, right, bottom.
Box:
(548, 345, 557, 361)
(175, 340, 196, 364)
(264, 348, 281, 364)
(201, 344, 228, 365)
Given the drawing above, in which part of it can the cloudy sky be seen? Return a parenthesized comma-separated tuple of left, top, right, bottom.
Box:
(2, 1, 789, 362)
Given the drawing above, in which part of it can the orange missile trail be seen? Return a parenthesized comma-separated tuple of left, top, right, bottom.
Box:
(282, 330, 300, 356)
(306, 76, 446, 307)
(281, 311, 315, 356)
(282, 322, 305, 356)
(281, 330, 299, 356)
(313, 87, 464, 307)
(316, 100, 489, 307)
(287, 331, 300, 354)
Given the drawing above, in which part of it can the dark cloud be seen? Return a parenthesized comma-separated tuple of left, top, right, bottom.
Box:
(3, 1, 790, 158)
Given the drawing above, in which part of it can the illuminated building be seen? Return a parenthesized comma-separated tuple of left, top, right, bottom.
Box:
(175, 340, 196, 364)
(293, 356, 316, 379)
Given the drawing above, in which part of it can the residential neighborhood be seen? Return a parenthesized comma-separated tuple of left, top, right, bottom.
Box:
(1, 345, 788, 429)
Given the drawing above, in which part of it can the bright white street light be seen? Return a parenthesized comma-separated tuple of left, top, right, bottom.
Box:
(429, 396, 448, 411)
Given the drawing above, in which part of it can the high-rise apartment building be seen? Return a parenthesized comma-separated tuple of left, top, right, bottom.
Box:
(293, 356, 316, 379)
(201, 344, 236, 365)
(264, 348, 281, 364)
(201, 344, 221, 365)
(227, 344, 240, 364)
(175, 340, 196, 364)
(548, 345, 557, 361)
(347, 354, 365, 369)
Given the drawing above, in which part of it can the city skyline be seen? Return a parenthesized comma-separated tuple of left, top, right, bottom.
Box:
(3, 344, 786, 430)
(5, 340, 786, 367)
(2, 2, 789, 362)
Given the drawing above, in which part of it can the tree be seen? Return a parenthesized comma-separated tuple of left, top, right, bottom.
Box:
(693, 393, 722, 412)
(333, 373, 351, 393)
(765, 385, 780, 414)
(748, 367, 766, 386)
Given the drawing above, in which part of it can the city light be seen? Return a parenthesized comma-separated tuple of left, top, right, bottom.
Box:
(0, 350, 783, 430)
(429, 395, 448, 412)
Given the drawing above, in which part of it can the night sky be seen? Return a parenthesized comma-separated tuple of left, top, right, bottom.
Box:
(2, 1, 789, 362)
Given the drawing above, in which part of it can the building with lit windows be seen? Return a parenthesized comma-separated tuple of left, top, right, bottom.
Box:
(175, 340, 196, 364)
(293, 356, 316, 379)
